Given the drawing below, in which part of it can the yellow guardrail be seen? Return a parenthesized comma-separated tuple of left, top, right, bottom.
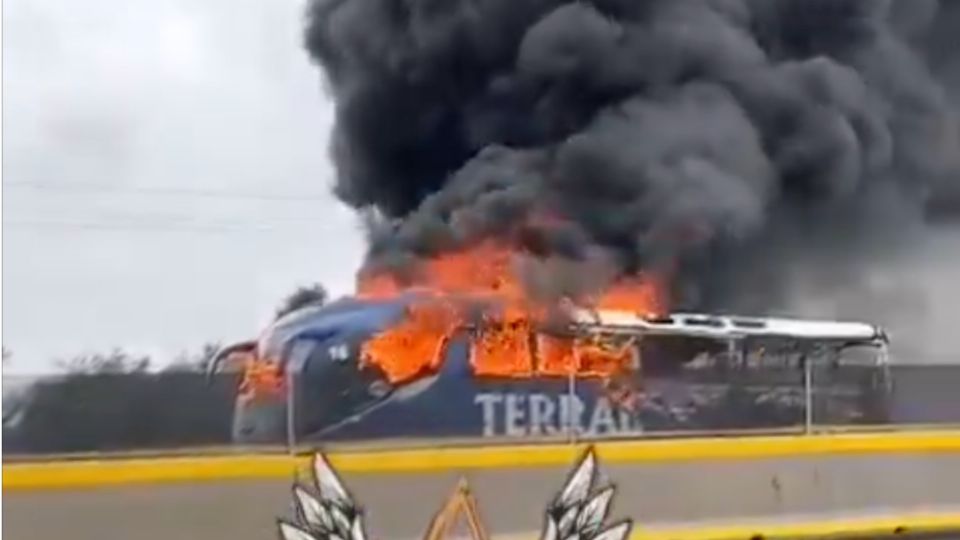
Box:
(487, 511, 960, 539)
(4, 429, 960, 491)
(629, 511, 960, 539)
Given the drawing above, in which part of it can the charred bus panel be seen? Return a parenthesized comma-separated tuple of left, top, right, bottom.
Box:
(214, 298, 891, 444)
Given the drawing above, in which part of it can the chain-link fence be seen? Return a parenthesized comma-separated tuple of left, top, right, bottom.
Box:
(2, 372, 242, 456)
(4, 361, 960, 457)
(279, 340, 911, 446)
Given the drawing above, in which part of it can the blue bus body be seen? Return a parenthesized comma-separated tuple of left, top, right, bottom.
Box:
(230, 296, 890, 444)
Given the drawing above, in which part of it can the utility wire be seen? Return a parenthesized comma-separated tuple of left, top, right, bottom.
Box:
(2, 181, 350, 233)
(2, 218, 331, 234)
(2, 181, 332, 202)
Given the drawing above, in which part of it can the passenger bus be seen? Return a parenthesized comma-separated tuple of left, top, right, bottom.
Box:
(209, 294, 891, 444)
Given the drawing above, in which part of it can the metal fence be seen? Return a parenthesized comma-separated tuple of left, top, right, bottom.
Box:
(3, 372, 241, 455)
(4, 363, 960, 457)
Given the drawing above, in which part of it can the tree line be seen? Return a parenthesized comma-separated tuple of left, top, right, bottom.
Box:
(3, 283, 329, 375)
(2, 284, 329, 454)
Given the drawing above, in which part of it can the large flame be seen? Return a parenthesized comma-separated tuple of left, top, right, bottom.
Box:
(237, 353, 286, 402)
(357, 240, 524, 300)
(359, 299, 459, 383)
(357, 239, 666, 385)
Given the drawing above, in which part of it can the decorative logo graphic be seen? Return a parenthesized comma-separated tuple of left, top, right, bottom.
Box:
(277, 447, 632, 540)
(539, 449, 633, 540)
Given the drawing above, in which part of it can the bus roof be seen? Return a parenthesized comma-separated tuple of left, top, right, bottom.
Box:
(568, 310, 888, 345)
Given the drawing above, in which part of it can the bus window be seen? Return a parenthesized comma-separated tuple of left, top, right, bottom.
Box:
(639, 335, 726, 375)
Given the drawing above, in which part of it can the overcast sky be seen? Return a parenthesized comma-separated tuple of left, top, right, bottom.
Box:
(3, 0, 959, 373)
(2, 0, 365, 373)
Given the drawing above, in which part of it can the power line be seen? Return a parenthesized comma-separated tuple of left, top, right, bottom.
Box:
(2, 181, 333, 202)
(2, 218, 331, 234)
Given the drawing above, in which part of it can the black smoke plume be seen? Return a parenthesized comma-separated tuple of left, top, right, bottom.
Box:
(303, 0, 960, 313)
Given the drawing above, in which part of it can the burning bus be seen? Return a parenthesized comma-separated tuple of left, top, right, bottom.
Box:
(208, 240, 891, 443)
(210, 291, 891, 445)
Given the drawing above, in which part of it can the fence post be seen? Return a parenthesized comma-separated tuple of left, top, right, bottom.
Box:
(285, 365, 296, 454)
(803, 354, 813, 434)
(567, 366, 578, 445)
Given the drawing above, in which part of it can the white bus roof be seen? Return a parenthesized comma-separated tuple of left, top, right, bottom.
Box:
(568, 310, 888, 345)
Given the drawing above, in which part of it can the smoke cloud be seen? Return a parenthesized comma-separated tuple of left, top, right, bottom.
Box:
(303, 0, 960, 341)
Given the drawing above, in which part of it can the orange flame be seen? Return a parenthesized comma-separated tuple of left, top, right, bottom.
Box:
(358, 240, 523, 300)
(595, 276, 666, 314)
(237, 355, 286, 401)
(357, 237, 667, 385)
(471, 312, 535, 378)
(360, 299, 459, 383)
